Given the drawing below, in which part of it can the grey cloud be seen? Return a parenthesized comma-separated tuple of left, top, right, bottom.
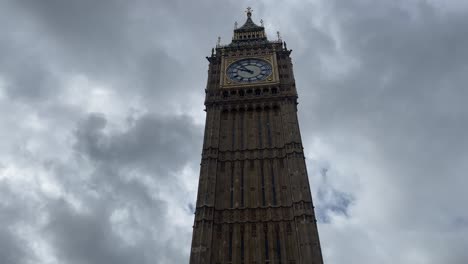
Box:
(316, 168, 354, 223)
(0, 185, 35, 264)
(12, 0, 132, 71)
(1, 0, 467, 263)
(4, 0, 243, 109)
(45, 199, 144, 264)
(0, 110, 201, 264)
(0, 4, 61, 102)
(48, 112, 202, 263)
(74, 113, 202, 174)
(291, 0, 468, 262)
(3, 60, 59, 101)
(44, 195, 177, 264)
(0, 229, 30, 264)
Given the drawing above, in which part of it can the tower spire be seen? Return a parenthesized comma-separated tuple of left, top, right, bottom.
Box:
(231, 7, 267, 43)
(246, 7, 253, 17)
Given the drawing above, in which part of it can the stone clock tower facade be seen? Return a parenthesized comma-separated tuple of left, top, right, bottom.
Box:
(190, 8, 324, 264)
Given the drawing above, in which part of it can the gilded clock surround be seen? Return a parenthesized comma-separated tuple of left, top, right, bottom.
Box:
(220, 54, 280, 88)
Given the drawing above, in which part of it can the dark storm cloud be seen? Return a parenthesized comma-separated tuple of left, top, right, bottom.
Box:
(291, 0, 468, 263)
(12, 0, 133, 73)
(0, 0, 216, 262)
(0, 111, 201, 264)
(2, 60, 59, 101)
(45, 199, 148, 264)
(51, 112, 202, 264)
(0, 0, 467, 263)
(0, 229, 27, 264)
(0, 2, 60, 102)
(0, 184, 35, 264)
(3, 0, 242, 109)
(299, 0, 468, 207)
(74, 112, 202, 176)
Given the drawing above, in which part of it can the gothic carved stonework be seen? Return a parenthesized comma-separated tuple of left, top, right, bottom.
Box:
(190, 9, 324, 264)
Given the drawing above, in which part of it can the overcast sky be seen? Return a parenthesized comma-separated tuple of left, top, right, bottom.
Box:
(1, 0, 467, 263)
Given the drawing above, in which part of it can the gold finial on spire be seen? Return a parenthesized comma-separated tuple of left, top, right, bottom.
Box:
(246, 7, 253, 17)
(260, 19, 264, 26)
(217, 36, 221, 47)
(234, 21, 238, 29)
(277, 31, 282, 41)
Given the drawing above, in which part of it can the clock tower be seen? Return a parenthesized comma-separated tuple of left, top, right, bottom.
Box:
(190, 8, 324, 264)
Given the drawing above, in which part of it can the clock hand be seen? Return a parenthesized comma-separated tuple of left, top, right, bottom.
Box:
(238, 67, 254, 74)
(239, 68, 253, 74)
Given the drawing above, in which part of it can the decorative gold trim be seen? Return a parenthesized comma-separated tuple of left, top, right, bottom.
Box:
(220, 54, 279, 88)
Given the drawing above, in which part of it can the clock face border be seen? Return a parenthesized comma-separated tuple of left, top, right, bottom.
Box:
(220, 54, 279, 88)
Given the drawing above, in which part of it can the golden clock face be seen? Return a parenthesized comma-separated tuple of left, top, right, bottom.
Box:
(226, 58, 272, 83)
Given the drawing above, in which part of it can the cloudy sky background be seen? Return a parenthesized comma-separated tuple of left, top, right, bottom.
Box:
(1, 0, 467, 263)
